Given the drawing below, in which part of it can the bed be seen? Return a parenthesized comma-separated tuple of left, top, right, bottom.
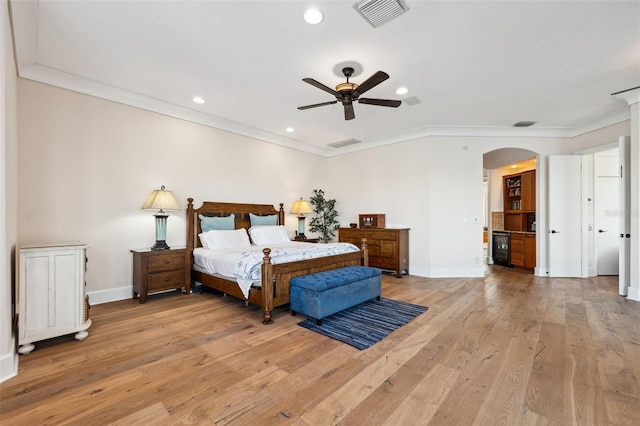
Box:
(186, 199, 368, 324)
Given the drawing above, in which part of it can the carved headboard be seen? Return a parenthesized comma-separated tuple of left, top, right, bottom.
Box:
(186, 199, 285, 250)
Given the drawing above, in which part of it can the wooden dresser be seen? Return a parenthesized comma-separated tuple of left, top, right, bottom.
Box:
(339, 228, 409, 277)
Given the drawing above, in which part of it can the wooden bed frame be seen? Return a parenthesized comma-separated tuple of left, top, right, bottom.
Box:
(186, 199, 368, 324)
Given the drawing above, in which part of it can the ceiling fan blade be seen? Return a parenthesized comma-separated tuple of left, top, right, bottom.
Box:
(352, 71, 389, 97)
(344, 102, 355, 120)
(302, 78, 339, 96)
(298, 100, 338, 110)
(358, 98, 402, 108)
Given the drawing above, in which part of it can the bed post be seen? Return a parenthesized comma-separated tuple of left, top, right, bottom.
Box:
(361, 238, 368, 267)
(261, 248, 274, 324)
(186, 198, 195, 251)
(278, 203, 285, 225)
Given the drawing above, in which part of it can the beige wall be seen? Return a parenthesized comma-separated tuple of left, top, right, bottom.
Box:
(17, 76, 632, 301)
(17, 79, 326, 303)
(1, 0, 19, 382)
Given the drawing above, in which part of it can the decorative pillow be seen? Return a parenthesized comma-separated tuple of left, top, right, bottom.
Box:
(199, 228, 251, 250)
(248, 225, 290, 245)
(249, 213, 278, 227)
(199, 214, 235, 232)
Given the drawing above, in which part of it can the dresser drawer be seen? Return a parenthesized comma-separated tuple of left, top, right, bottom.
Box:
(342, 229, 367, 239)
(370, 256, 396, 270)
(148, 253, 186, 273)
(148, 269, 186, 292)
(367, 229, 398, 241)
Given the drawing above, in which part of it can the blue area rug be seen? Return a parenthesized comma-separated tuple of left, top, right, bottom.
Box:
(297, 298, 428, 350)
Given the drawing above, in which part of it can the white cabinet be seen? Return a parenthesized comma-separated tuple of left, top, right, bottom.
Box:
(18, 243, 91, 354)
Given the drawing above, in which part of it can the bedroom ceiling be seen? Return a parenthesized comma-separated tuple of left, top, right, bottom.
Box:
(9, 0, 640, 156)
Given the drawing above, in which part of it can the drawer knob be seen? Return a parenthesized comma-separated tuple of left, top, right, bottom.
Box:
(165, 278, 170, 281)
(165, 260, 170, 264)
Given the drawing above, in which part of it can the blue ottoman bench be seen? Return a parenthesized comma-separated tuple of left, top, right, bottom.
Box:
(290, 266, 382, 325)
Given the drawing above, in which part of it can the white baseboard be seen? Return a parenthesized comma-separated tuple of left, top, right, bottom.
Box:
(627, 286, 640, 302)
(87, 286, 132, 305)
(0, 350, 18, 383)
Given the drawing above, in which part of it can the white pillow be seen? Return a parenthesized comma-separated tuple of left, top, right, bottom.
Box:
(248, 225, 290, 245)
(199, 228, 251, 250)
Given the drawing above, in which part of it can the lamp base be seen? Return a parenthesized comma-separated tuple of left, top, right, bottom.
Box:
(294, 233, 308, 241)
(151, 240, 170, 251)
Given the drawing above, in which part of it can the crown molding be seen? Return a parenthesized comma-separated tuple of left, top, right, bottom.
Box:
(18, 64, 632, 158)
(612, 86, 640, 106)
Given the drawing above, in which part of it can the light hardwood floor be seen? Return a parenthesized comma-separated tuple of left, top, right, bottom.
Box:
(2, 266, 640, 425)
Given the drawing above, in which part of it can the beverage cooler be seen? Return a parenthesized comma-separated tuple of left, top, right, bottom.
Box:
(492, 231, 511, 267)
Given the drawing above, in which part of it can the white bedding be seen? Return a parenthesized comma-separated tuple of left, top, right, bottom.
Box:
(193, 242, 360, 298)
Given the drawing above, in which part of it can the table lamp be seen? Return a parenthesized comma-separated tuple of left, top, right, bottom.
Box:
(290, 198, 313, 240)
(142, 185, 180, 250)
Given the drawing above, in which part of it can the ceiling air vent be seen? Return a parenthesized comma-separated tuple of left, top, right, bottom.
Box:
(513, 121, 537, 127)
(328, 138, 361, 148)
(354, 0, 408, 28)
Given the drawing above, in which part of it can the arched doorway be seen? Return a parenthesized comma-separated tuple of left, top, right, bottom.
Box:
(483, 148, 539, 270)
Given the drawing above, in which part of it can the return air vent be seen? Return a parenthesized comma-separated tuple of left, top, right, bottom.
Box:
(513, 121, 537, 127)
(327, 138, 361, 148)
(354, 0, 408, 28)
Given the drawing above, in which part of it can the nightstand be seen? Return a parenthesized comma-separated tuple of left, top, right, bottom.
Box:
(291, 238, 319, 243)
(131, 247, 190, 303)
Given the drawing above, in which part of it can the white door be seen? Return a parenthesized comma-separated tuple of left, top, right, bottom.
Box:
(619, 136, 631, 295)
(594, 151, 619, 275)
(548, 155, 582, 277)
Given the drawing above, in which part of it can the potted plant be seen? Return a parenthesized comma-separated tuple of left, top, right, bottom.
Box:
(308, 189, 339, 243)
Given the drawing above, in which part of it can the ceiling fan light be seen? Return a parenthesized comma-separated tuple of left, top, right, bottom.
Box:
(336, 82, 358, 92)
(304, 8, 324, 25)
(395, 87, 408, 95)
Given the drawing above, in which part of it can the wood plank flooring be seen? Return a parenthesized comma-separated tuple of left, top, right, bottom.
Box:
(2, 266, 640, 425)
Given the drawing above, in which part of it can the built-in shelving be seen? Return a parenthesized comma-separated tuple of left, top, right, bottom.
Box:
(503, 170, 536, 232)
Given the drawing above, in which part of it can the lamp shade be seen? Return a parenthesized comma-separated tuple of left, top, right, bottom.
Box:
(290, 198, 313, 215)
(142, 185, 180, 212)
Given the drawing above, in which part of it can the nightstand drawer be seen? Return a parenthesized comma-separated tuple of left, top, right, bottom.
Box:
(148, 253, 186, 273)
(148, 269, 186, 292)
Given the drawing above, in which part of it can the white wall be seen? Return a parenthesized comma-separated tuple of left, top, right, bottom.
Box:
(17, 80, 327, 303)
(328, 124, 630, 279)
(1, 0, 19, 382)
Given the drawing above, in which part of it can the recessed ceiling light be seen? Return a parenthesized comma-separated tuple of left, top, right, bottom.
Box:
(304, 8, 324, 24)
(395, 87, 408, 95)
(192, 96, 205, 104)
(286, 127, 295, 133)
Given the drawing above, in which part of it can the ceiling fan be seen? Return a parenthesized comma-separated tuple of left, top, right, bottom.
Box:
(298, 67, 402, 120)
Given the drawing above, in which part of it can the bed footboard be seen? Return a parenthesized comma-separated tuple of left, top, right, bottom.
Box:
(260, 240, 368, 324)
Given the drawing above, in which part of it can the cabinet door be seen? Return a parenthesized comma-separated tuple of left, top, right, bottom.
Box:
(521, 170, 536, 211)
(21, 250, 81, 338)
(510, 234, 524, 266)
(524, 234, 536, 269)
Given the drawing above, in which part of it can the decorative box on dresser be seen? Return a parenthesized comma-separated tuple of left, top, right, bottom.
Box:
(131, 247, 190, 303)
(339, 227, 409, 278)
(18, 242, 91, 354)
